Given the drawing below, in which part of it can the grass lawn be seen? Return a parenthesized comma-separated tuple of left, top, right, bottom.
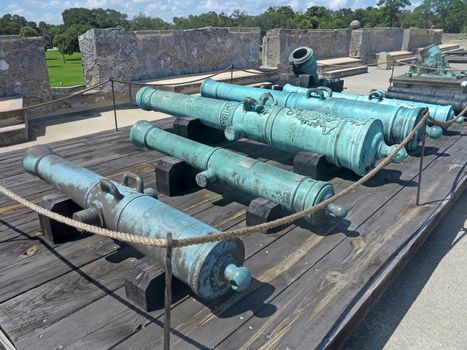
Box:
(46, 50, 85, 87)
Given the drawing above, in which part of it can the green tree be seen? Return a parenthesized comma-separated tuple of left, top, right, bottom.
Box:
(126, 14, 170, 30)
(401, 3, 432, 28)
(173, 11, 235, 29)
(53, 24, 91, 62)
(62, 8, 96, 27)
(229, 10, 256, 27)
(334, 8, 356, 28)
(0, 14, 38, 35)
(377, 0, 411, 26)
(304, 6, 336, 29)
(256, 6, 297, 35)
(425, 0, 466, 32)
(297, 18, 312, 29)
(92, 8, 128, 28)
(62, 7, 127, 29)
(19, 25, 38, 37)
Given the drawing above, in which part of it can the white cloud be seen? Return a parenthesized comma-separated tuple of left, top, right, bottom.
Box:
(85, 0, 109, 7)
(328, 0, 350, 10)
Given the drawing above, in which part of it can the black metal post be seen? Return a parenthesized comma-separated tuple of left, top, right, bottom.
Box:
(23, 109, 29, 141)
(390, 63, 395, 87)
(230, 64, 234, 84)
(110, 78, 119, 132)
(163, 232, 173, 350)
(416, 121, 427, 206)
(128, 83, 133, 104)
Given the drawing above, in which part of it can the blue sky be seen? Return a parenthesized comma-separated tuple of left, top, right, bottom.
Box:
(0, 0, 420, 24)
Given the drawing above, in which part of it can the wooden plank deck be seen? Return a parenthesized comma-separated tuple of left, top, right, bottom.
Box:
(0, 118, 465, 350)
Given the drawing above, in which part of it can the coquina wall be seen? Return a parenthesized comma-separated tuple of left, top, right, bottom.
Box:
(0, 36, 50, 105)
(262, 28, 351, 67)
(262, 27, 441, 66)
(79, 27, 261, 89)
(349, 28, 404, 64)
(402, 28, 443, 51)
(443, 33, 467, 49)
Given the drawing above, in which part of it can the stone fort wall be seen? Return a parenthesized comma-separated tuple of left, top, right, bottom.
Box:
(443, 33, 467, 49)
(79, 27, 261, 89)
(402, 28, 443, 52)
(262, 28, 351, 67)
(0, 36, 50, 105)
(263, 27, 445, 66)
(349, 27, 404, 64)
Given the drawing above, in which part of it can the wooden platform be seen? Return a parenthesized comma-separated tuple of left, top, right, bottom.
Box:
(392, 74, 467, 91)
(0, 118, 465, 350)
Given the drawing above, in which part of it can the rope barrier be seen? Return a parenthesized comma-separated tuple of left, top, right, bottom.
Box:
(113, 65, 291, 87)
(1, 64, 287, 116)
(113, 66, 234, 87)
(2, 109, 453, 248)
(232, 65, 292, 75)
(396, 60, 467, 72)
(427, 106, 467, 127)
(7, 80, 112, 114)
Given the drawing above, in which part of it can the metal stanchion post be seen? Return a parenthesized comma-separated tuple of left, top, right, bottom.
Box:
(110, 78, 119, 132)
(390, 63, 395, 87)
(163, 232, 173, 350)
(416, 120, 427, 206)
(230, 64, 234, 84)
(128, 83, 133, 104)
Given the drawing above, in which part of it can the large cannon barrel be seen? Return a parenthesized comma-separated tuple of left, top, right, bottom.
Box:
(136, 86, 407, 176)
(386, 86, 466, 117)
(384, 90, 466, 117)
(200, 79, 438, 151)
(23, 146, 251, 300)
(282, 83, 457, 126)
(131, 121, 348, 223)
(387, 86, 466, 101)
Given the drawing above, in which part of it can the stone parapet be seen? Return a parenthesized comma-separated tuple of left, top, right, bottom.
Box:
(79, 27, 261, 90)
(262, 28, 351, 67)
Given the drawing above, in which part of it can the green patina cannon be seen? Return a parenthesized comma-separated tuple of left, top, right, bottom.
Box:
(281, 83, 459, 125)
(131, 121, 347, 224)
(406, 43, 466, 79)
(386, 86, 466, 118)
(136, 86, 408, 176)
(200, 79, 441, 150)
(23, 146, 251, 300)
(289, 47, 319, 85)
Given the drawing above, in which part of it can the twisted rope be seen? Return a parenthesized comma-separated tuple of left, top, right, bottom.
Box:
(113, 65, 290, 87)
(427, 106, 467, 127)
(397, 60, 467, 72)
(1, 111, 443, 248)
(3, 80, 111, 115)
(1, 63, 282, 117)
(113, 66, 234, 87)
(0, 183, 169, 247)
(232, 65, 292, 75)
